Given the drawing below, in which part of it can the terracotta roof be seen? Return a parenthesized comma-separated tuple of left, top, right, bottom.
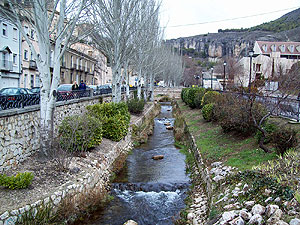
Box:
(256, 41, 300, 56)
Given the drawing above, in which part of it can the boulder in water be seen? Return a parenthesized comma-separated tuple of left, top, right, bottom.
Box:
(124, 220, 138, 225)
(164, 122, 171, 126)
(166, 126, 173, 130)
(152, 155, 164, 160)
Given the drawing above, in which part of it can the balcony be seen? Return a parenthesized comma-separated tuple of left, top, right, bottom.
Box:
(29, 60, 37, 70)
(0, 60, 13, 71)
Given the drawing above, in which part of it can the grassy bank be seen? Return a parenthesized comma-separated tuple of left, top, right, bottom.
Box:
(177, 99, 277, 171)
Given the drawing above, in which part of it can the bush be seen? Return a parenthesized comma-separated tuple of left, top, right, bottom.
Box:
(201, 91, 221, 107)
(87, 102, 130, 124)
(213, 93, 267, 135)
(87, 102, 130, 141)
(127, 98, 145, 114)
(59, 114, 103, 152)
(181, 88, 188, 102)
(255, 121, 279, 144)
(272, 126, 298, 156)
(202, 103, 214, 121)
(0, 172, 34, 189)
(194, 88, 206, 109)
(103, 113, 130, 141)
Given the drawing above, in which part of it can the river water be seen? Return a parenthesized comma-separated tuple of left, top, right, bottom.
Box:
(86, 104, 190, 225)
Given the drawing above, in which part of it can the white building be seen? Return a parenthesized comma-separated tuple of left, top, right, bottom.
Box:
(0, 14, 21, 89)
(235, 41, 300, 87)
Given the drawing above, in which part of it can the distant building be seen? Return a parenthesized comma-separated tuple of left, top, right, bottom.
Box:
(235, 41, 300, 87)
(0, 13, 21, 89)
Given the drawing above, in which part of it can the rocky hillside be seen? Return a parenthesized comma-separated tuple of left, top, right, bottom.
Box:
(166, 8, 300, 59)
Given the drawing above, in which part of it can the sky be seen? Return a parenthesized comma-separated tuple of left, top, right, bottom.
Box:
(160, 0, 300, 40)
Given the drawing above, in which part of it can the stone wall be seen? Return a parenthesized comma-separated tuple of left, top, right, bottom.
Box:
(0, 95, 113, 172)
(0, 103, 157, 225)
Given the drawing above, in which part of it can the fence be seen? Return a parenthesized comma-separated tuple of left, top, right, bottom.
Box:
(224, 91, 300, 121)
(0, 87, 137, 111)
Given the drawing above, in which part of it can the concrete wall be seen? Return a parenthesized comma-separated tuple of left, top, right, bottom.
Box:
(0, 94, 112, 172)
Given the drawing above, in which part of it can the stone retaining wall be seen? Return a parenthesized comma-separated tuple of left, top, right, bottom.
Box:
(0, 94, 114, 172)
(154, 87, 182, 99)
(0, 103, 157, 225)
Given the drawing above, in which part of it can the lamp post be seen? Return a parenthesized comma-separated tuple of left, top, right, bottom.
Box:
(194, 75, 200, 86)
(223, 61, 226, 91)
(248, 50, 254, 93)
(210, 68, 214, 89)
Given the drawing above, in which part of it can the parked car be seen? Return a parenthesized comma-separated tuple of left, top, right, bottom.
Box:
(30, 87, 41, 94)
(99, 84, 112, 94)
(0, 87, 37, 110)
(57, 84, 90, 100)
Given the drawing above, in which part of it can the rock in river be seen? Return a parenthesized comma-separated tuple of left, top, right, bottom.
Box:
(152, 155, 164, 160)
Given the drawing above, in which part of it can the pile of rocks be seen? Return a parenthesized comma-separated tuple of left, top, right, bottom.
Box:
(210, 162, 236, 182)
(215, 203, 300, 225)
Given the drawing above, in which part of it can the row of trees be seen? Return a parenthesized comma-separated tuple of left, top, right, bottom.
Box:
(0, 0, 183, 156)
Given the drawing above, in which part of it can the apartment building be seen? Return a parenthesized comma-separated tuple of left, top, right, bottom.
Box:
(0, 13, 21, 89)
(236, 41, 300, 87)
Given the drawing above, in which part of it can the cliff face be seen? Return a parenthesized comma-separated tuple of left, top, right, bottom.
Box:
(166, 29, 300, 59)
(166, 8, 300, 59)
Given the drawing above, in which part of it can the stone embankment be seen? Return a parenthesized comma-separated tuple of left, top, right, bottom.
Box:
(172, 101, 300, 225)
(0, 103, 159, 225)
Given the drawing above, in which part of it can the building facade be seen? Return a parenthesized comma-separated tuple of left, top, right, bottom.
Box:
(235, 41, 300, 87)
(0, 13, 21, 89)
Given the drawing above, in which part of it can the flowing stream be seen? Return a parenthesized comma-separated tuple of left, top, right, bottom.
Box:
(84, 103, 190, 225)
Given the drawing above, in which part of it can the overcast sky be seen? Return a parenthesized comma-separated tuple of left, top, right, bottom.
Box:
(160, 0, 300, 40)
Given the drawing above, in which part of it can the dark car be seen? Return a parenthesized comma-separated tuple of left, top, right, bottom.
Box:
(88, 85, 101, 95)
(57, 84, 90, 101)
(0, 87, 38, 110)
(99, 84, 112, 95)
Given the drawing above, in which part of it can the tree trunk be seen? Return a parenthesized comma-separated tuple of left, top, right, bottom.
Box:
(149, 73, 154, 102)
(137, 68, 142, 100)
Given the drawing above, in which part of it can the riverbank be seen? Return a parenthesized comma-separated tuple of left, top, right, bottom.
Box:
(0, 102, 160, 225)
(174, 99, 300, 225)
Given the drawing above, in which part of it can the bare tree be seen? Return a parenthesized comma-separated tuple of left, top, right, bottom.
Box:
(1, 0, 89, 156)
(249, 62, 300, 153)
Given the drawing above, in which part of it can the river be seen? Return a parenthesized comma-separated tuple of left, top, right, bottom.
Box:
(84, 103, 190, 225)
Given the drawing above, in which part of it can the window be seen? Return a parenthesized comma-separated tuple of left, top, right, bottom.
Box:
(24, 50, 28, 60)
(262, 44, 267, 52)
(2, 23, 7, 36)
(288, 45, 295, 53)
(13, 54, 17, 64)
(31, 74, 34, 88)
(24, 74, 28, 88)
(30, 52, 33, 60)
(71, 56, 73, 68)
(13, 28, 17, 40)
(2, 52, 6, 67)
(279, 45, 285, 52)
(271, 45, 276, 52)
(35, 74, 40, 87)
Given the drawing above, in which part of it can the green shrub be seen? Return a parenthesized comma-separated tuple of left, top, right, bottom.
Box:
(103, 113, 130, 141)
(87, 102, 130, 141)
(272, 126, 298, 156)
(127, 98, 145, 114)
(87, 102, 130, 124)
(59, 114, 102, 152)
(0, 172, 34, 189)
(255, 122, 279, 144)
(181, 88, 190, 104)
(194, 88, 206, 109)
(201, 91, 221, 107)
(184, 88, 200, 108)
(213, 93, 267, 135)
(202, 103, 214, 121)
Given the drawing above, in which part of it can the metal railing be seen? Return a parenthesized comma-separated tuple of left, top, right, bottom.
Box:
(0, 87, 138, 111)
(222, 91, 300, 121)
